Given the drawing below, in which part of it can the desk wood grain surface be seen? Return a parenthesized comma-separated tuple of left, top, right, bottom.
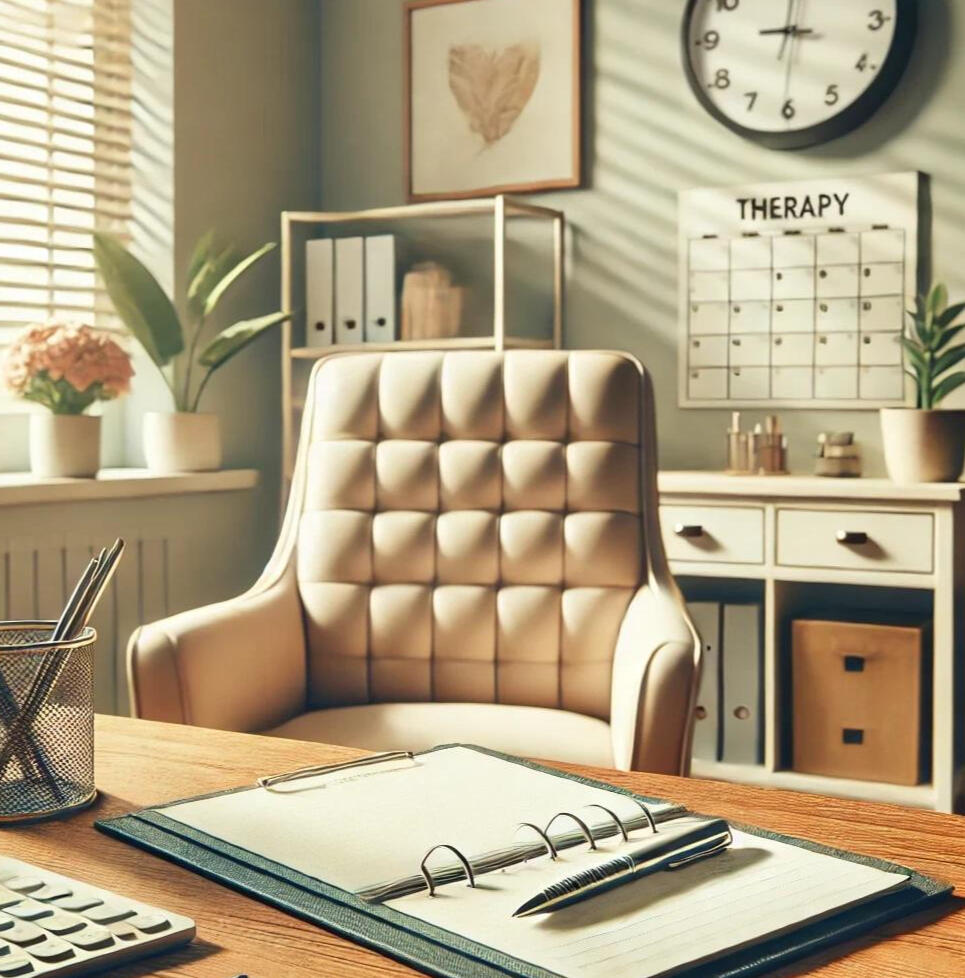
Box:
(3, 716, 963, 978)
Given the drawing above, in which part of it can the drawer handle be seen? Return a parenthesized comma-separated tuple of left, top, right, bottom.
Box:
(843, 655, 865, 672)
(842, 728, 864, 745)
(835, 530, 868, 545)
(674, 523, 704, 538)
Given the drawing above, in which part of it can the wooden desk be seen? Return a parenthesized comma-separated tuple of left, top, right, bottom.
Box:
(6, 716, 965, 978)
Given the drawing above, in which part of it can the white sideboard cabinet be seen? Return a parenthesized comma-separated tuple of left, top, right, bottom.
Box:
(658, 472, 965, 813)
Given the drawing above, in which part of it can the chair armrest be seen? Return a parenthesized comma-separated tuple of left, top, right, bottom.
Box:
(610, 584, 700, 775)
(128, 569, 307, 732)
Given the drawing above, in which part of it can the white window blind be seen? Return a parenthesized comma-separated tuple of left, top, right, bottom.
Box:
(0, 0, 132, 369)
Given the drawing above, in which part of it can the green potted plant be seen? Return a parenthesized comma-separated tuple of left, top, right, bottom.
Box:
(93, 231, 291, 472)
(881, 283, 965, 483)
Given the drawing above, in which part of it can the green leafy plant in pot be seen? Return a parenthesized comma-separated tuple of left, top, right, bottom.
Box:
(881, 283, 965, 483)
(94, 231, 291, 472)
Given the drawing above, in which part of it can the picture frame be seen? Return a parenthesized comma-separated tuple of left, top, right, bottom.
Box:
(404, 0, 582, 202)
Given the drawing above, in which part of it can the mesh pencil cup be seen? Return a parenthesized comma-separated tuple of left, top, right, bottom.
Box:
(0, 621, 96, 823)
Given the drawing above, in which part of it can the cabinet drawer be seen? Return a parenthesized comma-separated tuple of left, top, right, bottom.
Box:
(777, 509, 933, 574)
(661, 505, 764, 564)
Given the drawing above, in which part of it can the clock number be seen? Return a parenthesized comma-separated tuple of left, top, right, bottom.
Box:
(715, 0, 739, 10)
(868, 9, 890, 30)
(855, 52, 869, 72)
(825, 84, 840, 106)
(697, 30, 720, 50)
(710, 68, 731, 89)
(781, 98, 795, 120)
(744, 91, 757, 111)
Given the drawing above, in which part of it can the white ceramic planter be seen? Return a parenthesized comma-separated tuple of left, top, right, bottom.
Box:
(143, 412, 222, 473)
(880, 408, 965, 483)
(29, 413, 101, 478)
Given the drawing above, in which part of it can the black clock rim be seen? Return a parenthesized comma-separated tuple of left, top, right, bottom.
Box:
(681, 0, 918, 151)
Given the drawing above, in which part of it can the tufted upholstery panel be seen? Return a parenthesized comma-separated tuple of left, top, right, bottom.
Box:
(297, 350, 644, 720)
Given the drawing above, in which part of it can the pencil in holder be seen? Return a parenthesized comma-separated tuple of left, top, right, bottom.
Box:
(0, 621, 97, 823)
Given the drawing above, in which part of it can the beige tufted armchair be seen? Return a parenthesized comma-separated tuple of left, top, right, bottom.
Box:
(129, 350, 700, 774)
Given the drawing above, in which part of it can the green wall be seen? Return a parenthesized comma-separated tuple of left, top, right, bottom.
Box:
(320, 0, 962, 475)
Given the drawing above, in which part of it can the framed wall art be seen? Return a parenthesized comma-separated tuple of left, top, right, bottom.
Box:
(404, 0, 582, 201)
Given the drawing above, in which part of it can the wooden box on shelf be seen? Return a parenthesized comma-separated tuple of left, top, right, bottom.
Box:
(791, 618, 930, 786)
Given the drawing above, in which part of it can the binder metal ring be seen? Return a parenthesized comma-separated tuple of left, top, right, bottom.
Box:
(545, 811, 597, 851)
(585, 804, 629, 843)
(420, 844, 475, 897)
(634, 799, 658, 834)
(515, 822, 558, 860)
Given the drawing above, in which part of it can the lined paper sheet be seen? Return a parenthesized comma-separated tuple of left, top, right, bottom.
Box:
(158, 746, 677, 894)
(391, 817, 909, 978)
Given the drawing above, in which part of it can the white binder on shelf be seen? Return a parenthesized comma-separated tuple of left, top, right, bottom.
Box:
(364, 234, 397, 343)
(334, 236, 364, 345)
(722, 602, 763, 766)
(689, 601, 721, 762)
(305, 239, 334, 348)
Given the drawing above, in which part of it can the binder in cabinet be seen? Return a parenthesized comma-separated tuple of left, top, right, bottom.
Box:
(305, 238, 334, 348)
(96, 745, 948, 978)
(722, 603, 763, 765)
(690, 602, 721, 762)
(334, 236, 364, 344)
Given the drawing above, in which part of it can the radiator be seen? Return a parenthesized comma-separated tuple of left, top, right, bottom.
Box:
(1, 536, 172, 716)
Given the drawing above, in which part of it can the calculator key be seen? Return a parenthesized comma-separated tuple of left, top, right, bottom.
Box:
(51, 895, 102, 913)
(0, 892, 22, 911)
(66, 925, 114, 951)
(129, 912, 171, 934)
(107, 922, 139, 942)
(4, 905, 51, 922)
(1, 922, 43, 946)
(0, 883, 39, 897)
(25, 936, 74, 963)
(29, 885, 70, 903)
(82, 903, 135, 924)
(36, 912, 84, 935)
(0, 953, 32, 976)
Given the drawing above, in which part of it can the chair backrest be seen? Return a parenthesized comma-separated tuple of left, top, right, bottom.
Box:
(286, 349, 662, 719)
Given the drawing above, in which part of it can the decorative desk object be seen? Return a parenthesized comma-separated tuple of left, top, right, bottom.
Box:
(880, 282, 965, 484)
(815, 432, 862, 477)
(2, 323, 132, 478)
(0, 538, 123, 822)
(404, 0, 581, 200)
(679, 172, 919, 409)
(792, 618, 929, 786)
(400, 262, 465, 340)
(93, 231, 292, 473)
(725, 412, 788, 475)
(658, 471, 964, 812)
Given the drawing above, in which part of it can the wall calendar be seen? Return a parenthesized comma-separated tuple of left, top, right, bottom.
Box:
(678, 171, 921, 409)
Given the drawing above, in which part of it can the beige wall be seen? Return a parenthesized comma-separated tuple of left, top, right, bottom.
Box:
(319, 0, 962, 475)
(174, 0, 320, 538)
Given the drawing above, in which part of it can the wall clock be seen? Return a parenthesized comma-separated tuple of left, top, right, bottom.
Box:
(682, 1, 917, 150)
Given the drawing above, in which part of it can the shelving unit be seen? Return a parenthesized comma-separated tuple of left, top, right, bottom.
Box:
(280, 195, 565, 484)
(658, 471, 965, 813)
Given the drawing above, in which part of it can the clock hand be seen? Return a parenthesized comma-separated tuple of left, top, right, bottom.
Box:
(760, 27, 814, 36)
(777, 0, 794, 59)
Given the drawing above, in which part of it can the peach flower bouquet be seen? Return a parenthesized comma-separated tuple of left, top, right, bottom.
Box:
(3, 322, 134, 415)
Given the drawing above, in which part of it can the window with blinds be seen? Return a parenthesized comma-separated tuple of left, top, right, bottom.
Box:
(0, 0, 132, 403)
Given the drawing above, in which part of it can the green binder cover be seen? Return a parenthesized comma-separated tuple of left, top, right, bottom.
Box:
(95, 745, 950, 978)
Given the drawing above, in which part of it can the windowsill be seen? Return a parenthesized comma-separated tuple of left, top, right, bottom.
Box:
(0, 468, 259, 507)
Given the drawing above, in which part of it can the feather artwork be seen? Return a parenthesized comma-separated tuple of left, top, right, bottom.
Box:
(448, 42, 540, 146)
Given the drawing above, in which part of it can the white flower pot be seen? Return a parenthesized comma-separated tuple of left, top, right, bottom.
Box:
(880, 408, 965, 483)
(29, 413, 101, 478)
(143, 412, 222, 473)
